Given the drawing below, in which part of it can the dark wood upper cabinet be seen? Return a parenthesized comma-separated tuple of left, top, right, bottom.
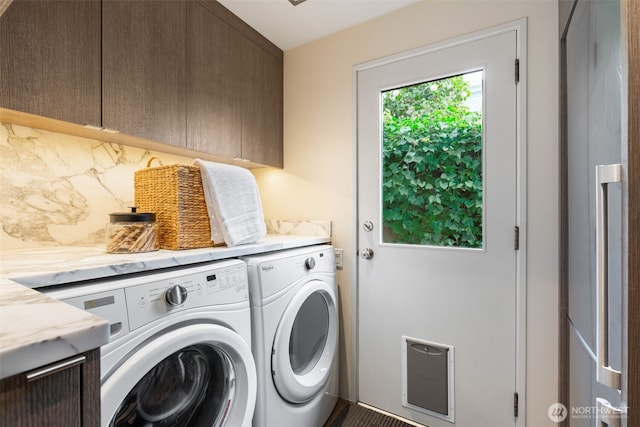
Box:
(241, 40, 283, 167)
(0, 0, 101, 126)
(192, 0, 283, 167)
(186, 1, 242, 158)
(102, 0, 187, 148)
(2, 0, 283, 167)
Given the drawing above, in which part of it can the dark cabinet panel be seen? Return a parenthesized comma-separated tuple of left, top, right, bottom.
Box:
(195, 0, 282, 61)
(191, 0, 283, 167)
(628, 0, 640, 420)
(186, 1, 242, 158)
(241, 41, 283, 167)
(0, 365, 80, 426)
(102, 0, 187, 147)
(0, 0, 101, 126)
(1, 0, 283, 167)
(0, 349, 100, 427)
(81, 349, 100, 426)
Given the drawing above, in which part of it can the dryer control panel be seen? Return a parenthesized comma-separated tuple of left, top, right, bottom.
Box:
(244, 245, 336, 302)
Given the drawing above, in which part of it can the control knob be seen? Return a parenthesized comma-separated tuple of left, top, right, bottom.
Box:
(165, 285, 188, 307)
(304, 257, 316, 270)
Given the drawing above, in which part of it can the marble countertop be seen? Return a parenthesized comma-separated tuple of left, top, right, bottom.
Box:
(2, 235, 330, 288)
(0, 278, 109, 380)
(0, 235, 330, 380)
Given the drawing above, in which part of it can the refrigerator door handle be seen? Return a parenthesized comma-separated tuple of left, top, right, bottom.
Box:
(596, 398, 624, 427)
(595, 164, 623, 390)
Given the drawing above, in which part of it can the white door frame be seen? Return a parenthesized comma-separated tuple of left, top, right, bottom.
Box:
(350, 18, 528, 425)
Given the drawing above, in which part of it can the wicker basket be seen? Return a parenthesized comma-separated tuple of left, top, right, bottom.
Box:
(134, 157, 215, 250)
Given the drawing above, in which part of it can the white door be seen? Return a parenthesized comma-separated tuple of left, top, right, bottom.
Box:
(357, 27, 523, 426)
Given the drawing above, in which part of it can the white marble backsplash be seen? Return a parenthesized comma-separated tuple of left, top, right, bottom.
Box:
(0, 122, 193, 250)
(266, 219, 331, 237)
(0, 122, 332, 251)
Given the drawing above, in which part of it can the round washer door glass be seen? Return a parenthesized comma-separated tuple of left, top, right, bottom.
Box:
(110, 344, 234, 426)
(272, 279, 338, 403)
(102, 324, 256, 427)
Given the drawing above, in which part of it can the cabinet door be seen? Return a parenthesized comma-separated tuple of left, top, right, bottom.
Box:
(0, 362, 81, 426)
(0, 349, 100, 427)
(81, 349, 100, 426)
(186, 1, 242, 158)
(0, 0, 101, 126)
(102, 0, 186, 147)
(241, 41, 284, 167)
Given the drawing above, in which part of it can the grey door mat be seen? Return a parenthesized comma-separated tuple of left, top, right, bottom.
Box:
(325, 400, 416, 427)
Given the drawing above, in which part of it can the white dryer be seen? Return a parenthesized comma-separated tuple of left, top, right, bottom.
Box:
(42, 259, 257, 427)
(243, 245, 339, 427)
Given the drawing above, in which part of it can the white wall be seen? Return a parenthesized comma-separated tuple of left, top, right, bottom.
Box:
(254, 1, 559, 425)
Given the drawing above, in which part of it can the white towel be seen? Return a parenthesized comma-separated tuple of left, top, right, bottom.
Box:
(193, 159, 267, 246)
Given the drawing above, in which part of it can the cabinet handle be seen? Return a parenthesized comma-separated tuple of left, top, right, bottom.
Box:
(25, 355, 87, 382)
(595, 164, 622, 390)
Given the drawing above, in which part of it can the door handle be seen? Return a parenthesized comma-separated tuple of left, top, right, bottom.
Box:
(595, 163, 622, 390)
(360, 248, 374, 260)
(596, 398, 624, 427)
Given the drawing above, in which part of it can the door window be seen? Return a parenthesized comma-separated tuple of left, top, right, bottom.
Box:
(382, 70, 484, 249)
(110, 344, 234, 426)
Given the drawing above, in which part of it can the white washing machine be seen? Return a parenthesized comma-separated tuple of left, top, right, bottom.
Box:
(42, 259, 257, 427)
(243, 244, 339, 427)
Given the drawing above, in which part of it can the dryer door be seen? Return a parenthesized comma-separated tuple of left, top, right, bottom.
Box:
(272, 279, 338, 403)
(102, 324, 256, 427)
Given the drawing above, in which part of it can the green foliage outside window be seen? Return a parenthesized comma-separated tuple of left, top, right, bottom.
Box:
(382, 74, 483, 248)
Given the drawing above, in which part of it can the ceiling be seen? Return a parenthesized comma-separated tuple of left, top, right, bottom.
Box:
(217, 0, 422, 51)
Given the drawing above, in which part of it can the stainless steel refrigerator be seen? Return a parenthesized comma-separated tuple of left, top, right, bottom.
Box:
(563, 0, 627, 425)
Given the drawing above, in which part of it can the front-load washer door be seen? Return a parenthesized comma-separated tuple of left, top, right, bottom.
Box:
(272, 279, 338, 403)
(102, 324, 256, 427)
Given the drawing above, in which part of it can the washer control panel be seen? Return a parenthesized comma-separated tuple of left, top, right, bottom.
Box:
(41, 259, 248, 337)
(125, 260, 248, 330)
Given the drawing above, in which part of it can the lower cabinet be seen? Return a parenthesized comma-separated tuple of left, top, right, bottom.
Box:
(0, 349, 100, 427)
